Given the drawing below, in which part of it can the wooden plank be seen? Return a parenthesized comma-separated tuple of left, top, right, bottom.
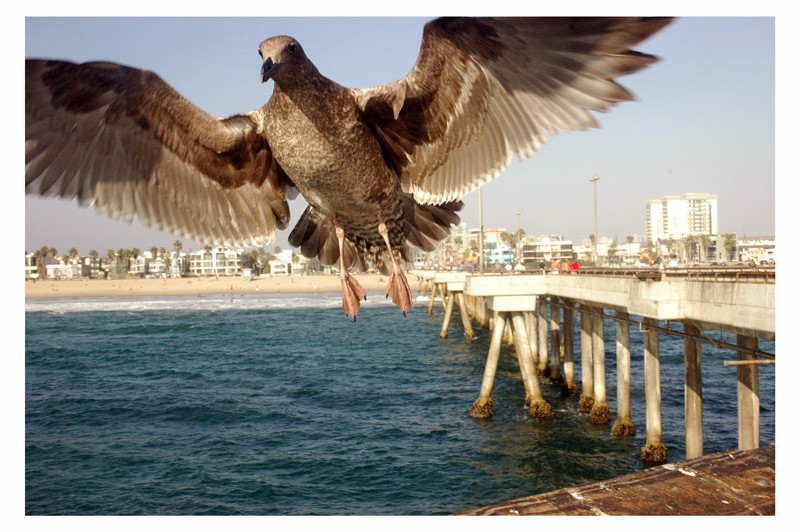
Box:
(459, 445, 775, 516)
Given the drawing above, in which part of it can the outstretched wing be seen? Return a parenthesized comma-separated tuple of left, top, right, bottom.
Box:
(353, 17, 673, 205)
(26, 59, 295, 247)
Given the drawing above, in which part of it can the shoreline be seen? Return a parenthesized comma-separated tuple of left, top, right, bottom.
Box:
(24, 273, 403, 300)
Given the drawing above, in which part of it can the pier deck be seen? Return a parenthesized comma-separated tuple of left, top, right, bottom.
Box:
(459, 444, 775, 516)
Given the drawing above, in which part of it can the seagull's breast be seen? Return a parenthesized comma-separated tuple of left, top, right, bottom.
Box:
(264, 90, 395, 217)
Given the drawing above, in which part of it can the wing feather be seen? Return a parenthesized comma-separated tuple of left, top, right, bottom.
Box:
(25, 59, 291, 247)
(353, 17, 672, 204)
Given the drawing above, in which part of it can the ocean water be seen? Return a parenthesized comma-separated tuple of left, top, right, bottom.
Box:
(25, 291, 775, 515)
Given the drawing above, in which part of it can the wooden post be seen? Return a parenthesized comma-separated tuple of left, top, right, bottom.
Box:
(612, 311, 635, 436)
(537, 297, 549, 375)
(684, 321, 704, 458)
(549, 301, 562, 383)
(439, 290, 455, 339)
(511, 312, 553, 418)
(456, 292, 476, 339)
(642, 317, 667, 464)
(578, 306, 594, 412)
(736, 334, 760, 450)
(469, 311, 506, 418)
(562, 304, 577, 396)
(589, 308, 611, 424)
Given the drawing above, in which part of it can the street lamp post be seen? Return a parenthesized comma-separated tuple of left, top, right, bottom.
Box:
(478, 187, 484, 274)
(590, 173, 600, 266)
(516, 211, 521, 266)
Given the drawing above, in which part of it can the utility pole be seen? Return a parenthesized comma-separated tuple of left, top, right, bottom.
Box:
(516, 211, 521, 266)
(591, 173, 600, 266)
(478, 187, 484, 275)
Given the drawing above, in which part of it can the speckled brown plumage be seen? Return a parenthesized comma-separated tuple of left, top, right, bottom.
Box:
(25, 17, 673, 318)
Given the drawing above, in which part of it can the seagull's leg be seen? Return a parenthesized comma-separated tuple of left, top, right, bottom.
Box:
(379, 221, 412, 316)
(336, 221, 366, 320)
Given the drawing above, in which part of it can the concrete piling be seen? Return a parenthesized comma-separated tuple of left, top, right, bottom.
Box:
(736, 335, 760, 450)
(578, 306, 595, 412)
(684, 321, 704, 458)
(642, 317, 668, 465)
(549, 301, 562, 383)
(561, 304, 577, 396)
(612, 311, 635, 436)
(537, 298, 549, 375)
(589, 308, 612, 425)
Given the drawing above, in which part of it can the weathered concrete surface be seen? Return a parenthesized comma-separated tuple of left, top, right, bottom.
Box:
(459, 444, 775, 516)
(463, 274, 774, 338)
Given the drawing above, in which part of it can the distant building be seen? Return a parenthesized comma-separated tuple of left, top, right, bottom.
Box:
(521, 235, 574, 265)
(646, 193, 718, 243)
(188, 247, 242, 276)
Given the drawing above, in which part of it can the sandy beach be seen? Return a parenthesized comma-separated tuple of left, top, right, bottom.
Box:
(24, 273, 413, 299)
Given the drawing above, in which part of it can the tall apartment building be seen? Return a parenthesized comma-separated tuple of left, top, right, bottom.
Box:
(646, 193, 718, 243)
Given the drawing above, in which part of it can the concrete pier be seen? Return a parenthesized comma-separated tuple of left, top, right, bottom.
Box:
(430, 268, 774, 464)
(589, 308, 611, 424)
(548, 301, 562, 383)
(433, 272, 475, 339)
(642, 317, 668, 464)
(537, 298, 549, 375)
(612, 311, 634, 436)
(684, 321, 704, 458)
(736, 334, 760, 450)
(578, 306, 594, 412)
(561, 304, 577, 396)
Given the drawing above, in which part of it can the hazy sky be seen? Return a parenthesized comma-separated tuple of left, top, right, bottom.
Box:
(22, 13, 777, 256)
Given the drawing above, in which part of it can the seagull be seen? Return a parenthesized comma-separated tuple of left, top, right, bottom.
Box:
(25, 17, 673, 319)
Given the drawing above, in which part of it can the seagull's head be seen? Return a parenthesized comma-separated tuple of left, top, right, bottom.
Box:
(258, 35, 309, 85)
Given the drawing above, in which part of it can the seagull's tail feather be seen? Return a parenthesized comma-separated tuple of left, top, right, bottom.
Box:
(288, 205, 367, 272)
(401, 194, 463, 258)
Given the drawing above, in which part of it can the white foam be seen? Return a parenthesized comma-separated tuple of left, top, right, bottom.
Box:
(25, 292, 397, 314)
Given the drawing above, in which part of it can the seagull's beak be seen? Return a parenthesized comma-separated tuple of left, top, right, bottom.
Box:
(260, 58, 280, 83)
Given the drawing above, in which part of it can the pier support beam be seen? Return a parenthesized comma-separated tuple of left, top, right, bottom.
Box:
(561, 305, 577, 396)
(537, 298, 549, 376)
(549, 301, 563, 383)
(578, 306, 594, 412)
(736, 334, 760, 450)
(510, 312, 551, 417)
(612, 311, 635, 436)
(525, 309, 539, 370)
(439, 289, 455, 339)
(589, 308, 611, 424)
(426, 280, 437, 315)
(642, 318, 668, 465)
(684, 321, 704, 459)
(469, 311, 506, 418)
(457, 292, 476, 339)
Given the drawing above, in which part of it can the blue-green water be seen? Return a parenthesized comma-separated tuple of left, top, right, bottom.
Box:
(25, 291, 775, 515)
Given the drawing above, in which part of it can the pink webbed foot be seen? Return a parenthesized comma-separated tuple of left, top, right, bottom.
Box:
(341, 272, 367, 321)
(386, 268, 412, 317)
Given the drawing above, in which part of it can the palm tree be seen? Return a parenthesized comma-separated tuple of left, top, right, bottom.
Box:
(35, 246, 50, 278)
(117, 248, 130, 276)
(89, 250, 99, 278)
(106, 249, 116, 273)
(68, 247, 78, 264)
(723, 233, 736, 262)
